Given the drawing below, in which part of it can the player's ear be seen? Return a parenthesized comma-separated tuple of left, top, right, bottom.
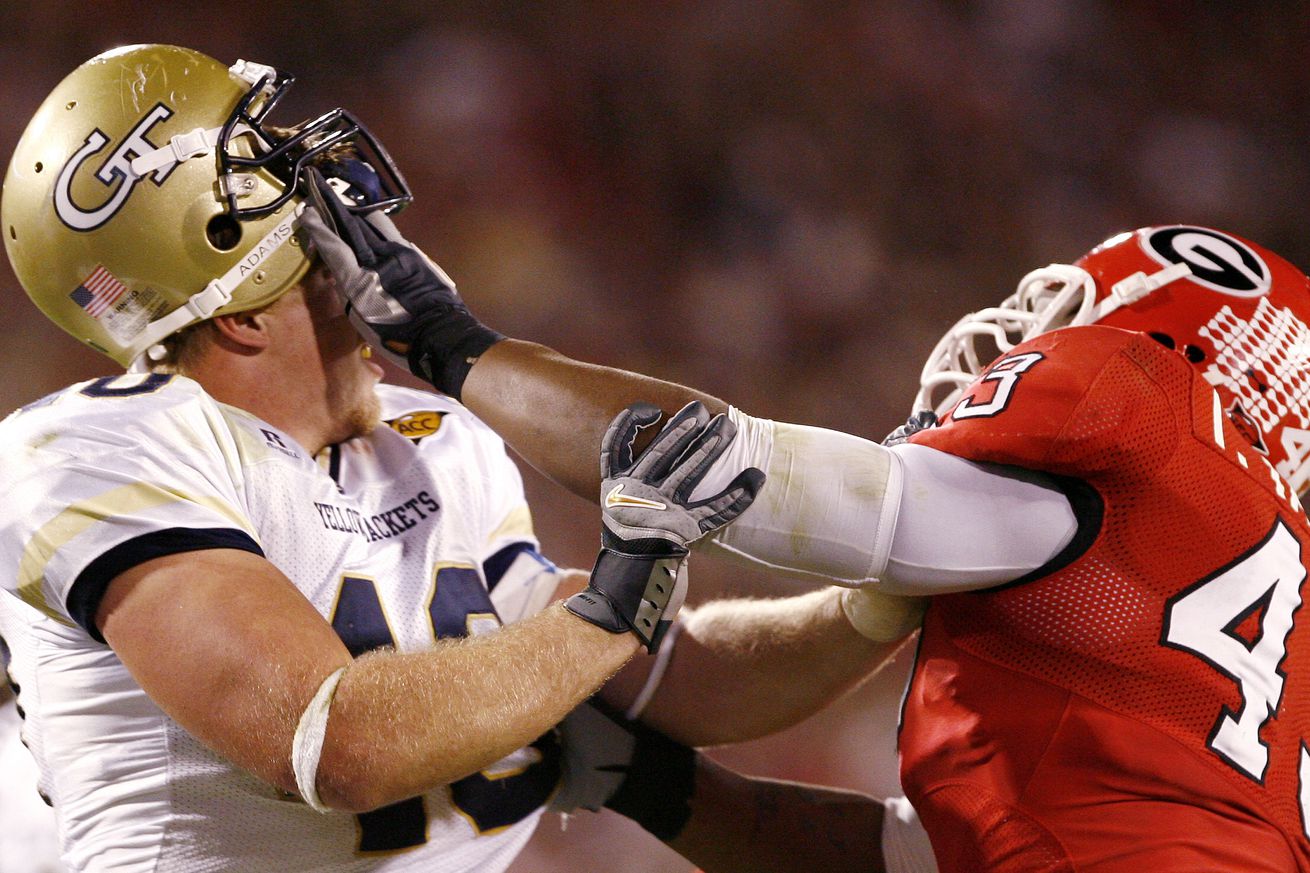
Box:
(211, 309, 273, 353)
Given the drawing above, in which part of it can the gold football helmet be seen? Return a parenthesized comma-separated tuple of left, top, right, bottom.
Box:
(2, 44, 409, 367)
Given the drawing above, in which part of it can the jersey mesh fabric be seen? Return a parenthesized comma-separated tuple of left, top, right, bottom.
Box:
(914, 782, 1071, 873)
(903, 325, 1310, 871)
(0, 379, 553, 873)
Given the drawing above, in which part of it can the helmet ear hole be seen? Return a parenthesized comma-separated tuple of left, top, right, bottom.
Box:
(1183, 344, 1207, 364)
(206, 214, 242, 251)
(1148, 332, 1176, 349)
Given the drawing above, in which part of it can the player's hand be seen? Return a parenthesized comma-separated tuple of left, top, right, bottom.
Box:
(299, 168, 502, 398)
(550, 698, 695, 841)
(550, 699, 637, 814)
(882, 409, 938, 447)
(565, 401, 765, 653)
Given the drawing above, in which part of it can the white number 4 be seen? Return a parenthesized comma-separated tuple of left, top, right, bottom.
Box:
(1163, 520, 1304, 782)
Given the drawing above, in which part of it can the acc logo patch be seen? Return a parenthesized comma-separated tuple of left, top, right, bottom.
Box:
(1144, 226, 1270, 298)
(388, 410, 444, 440)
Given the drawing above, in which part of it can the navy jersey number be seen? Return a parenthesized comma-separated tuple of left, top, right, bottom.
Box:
(78, 373, 174, 398)
(330, 566, 559, 853)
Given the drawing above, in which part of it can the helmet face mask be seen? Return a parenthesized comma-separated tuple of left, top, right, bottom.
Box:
(917, 225, 1310, 495)
(216, 65, 410, 221)
(2, 44, 411, 368)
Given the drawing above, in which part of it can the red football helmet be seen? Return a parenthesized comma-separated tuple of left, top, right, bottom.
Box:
(915, 225, 1310, 493)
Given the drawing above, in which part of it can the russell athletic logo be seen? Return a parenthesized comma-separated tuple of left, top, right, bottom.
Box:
(605, 484, 666, 511)
(1143, 226, 1270, 298)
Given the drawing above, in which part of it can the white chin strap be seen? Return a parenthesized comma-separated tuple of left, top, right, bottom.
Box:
(127, 59, 277, 180)
(126, 203, 305, 372)
(128, 123, 248, 178)
(1093, 261, 1193, 321)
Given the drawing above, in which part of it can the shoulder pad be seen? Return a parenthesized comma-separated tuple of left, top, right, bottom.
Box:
(913, 325, 1188, 476)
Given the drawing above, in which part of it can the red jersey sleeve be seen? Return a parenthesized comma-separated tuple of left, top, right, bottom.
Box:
(911, 325, 1189, 483)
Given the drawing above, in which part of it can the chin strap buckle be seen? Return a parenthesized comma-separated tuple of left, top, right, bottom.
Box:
(169, 127, 214, 163)
(129, 124, 252, 178)
(187, 279, 234, 320)
(230, 59, 279, 90)
(1096, 261, 1193, 320)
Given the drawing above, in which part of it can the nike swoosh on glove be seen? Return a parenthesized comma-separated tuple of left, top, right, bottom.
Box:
(566, 401, 765, 652)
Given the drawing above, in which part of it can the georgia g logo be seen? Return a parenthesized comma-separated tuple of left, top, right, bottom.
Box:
(1144, 226, 1270, 298)
(54, 103, 176, 231)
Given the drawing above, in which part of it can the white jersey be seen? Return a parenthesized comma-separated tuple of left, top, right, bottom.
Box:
(0, 374, 564, 873)
(0, 699, 64, 873)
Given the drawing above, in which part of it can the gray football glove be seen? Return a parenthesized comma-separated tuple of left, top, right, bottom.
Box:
(299, 168, 503, 398)
(882, 409, 938, 447)
(550, 698, 696, 841)
(550, 700, 638, 815)
(565, 401, 765, 653)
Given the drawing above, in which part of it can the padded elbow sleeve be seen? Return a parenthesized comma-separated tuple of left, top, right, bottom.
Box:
(692, 409, 902, 587)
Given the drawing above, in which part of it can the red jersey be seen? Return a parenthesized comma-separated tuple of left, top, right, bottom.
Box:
(901, 325, 1310, 872)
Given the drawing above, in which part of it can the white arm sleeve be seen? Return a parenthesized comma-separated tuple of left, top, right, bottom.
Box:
(694, 408, 904, 586)
(693, 409, 1079, 594)
(881, 443, 1078, 594)
(882, 795, 939, 873)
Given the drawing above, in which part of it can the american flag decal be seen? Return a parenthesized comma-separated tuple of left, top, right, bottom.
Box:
(69, 266, 127, 317)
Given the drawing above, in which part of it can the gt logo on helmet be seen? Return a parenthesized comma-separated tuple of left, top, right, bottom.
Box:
(1144, 226, 1270, 298)
(54, 103, 176, 232)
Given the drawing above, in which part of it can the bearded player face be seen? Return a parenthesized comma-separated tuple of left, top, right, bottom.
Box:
(292, 265, 385, 442)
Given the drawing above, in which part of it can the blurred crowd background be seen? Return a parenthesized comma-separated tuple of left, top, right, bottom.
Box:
(3, 2, 1310, 871)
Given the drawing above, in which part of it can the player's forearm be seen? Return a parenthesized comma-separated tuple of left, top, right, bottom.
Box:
(462, 339, 725, 500)
(642, 588, 904, 746)
(316, 603, 637, 812)
(670, 755, 887, 873)
(699, 412, 905, 587)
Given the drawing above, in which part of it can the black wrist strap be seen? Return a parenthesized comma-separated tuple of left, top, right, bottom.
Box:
(604, 720, 697, 841)
(563, 587, 628, 635)
(565, 545, 686, 652)
(410, 312, 504, 399)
